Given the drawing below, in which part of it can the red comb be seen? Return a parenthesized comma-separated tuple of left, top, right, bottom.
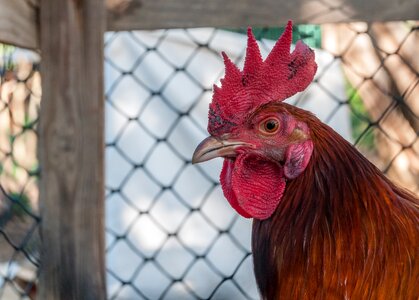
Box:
(208, 21, 317, 135)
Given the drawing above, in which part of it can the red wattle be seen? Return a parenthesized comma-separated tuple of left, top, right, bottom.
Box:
(220, 159, 252, 218)
(220, 155, 286, 220)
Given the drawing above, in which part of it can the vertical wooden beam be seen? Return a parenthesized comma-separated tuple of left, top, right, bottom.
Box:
(39, 0, 106, 299)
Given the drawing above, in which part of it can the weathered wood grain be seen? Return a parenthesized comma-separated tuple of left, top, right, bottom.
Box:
(38, 0, 106, 299)
(0, 0, 39, 49)
(2, 0, 418, 50)
(107, 0, 419, 31)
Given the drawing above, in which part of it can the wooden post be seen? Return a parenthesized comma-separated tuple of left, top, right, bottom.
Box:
(39, 0, 106, 299)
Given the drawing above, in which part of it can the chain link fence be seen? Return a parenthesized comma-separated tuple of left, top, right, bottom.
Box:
(0, 45, 40, 299)
(104, 22, 418, 299)
(0, 21, 417, 300)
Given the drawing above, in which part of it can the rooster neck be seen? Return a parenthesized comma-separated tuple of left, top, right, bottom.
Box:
(251, 118, 419, 300)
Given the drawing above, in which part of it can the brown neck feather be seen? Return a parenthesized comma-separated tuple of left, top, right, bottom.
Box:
(252, 107, 419, 300)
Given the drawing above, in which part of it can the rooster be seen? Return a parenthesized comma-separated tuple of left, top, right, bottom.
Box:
(192, 21, 419, 299)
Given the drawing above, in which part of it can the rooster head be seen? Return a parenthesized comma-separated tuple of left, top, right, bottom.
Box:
(192, 21, 317, 220)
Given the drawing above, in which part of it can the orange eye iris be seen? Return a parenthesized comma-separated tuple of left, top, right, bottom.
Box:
(260, 118, 280, 134)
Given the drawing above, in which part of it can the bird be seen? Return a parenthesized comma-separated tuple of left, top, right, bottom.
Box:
(192, 21, 419, 300)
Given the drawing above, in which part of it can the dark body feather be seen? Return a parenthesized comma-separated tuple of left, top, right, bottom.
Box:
(252, 104, 419, 300)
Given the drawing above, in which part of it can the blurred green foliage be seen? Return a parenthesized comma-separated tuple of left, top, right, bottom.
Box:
(0, 44, 15, 69)
(346, 82, 375, 151)
(9, 192, 31, 219)
(227, 25, 322, 48)
(0, 192, 31, 227)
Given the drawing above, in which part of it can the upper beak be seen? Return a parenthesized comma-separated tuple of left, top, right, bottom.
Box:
(192, 136, 252, 164)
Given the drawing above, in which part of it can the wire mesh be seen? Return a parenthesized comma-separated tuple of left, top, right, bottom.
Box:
(104, 22, 418, 300)
(0, 45, 40, 300)
(0, 21, 417, 300)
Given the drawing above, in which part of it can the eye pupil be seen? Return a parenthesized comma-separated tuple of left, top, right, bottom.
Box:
(266, 121, 277, 131)
(260, 118, 279, 134)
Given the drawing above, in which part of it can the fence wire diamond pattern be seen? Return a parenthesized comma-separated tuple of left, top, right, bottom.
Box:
(104, 23, 418, 299)
(0, 46, 40, 300)
(0, 21, 417, 300)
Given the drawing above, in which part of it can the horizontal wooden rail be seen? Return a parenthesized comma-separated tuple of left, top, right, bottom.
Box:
(107, 0, 419, 31)
(0, 0, 39, 49)
(1, 0, 418, 50)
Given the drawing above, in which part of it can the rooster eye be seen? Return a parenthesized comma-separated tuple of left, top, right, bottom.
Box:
(260, 118, 280, 134)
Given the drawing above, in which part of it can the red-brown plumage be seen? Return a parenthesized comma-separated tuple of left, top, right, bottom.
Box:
(252, 104, 419, 299)
(192, 21, 419, 299)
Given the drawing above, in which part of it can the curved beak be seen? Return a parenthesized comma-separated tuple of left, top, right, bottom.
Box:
(192, 136, 252, 164)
